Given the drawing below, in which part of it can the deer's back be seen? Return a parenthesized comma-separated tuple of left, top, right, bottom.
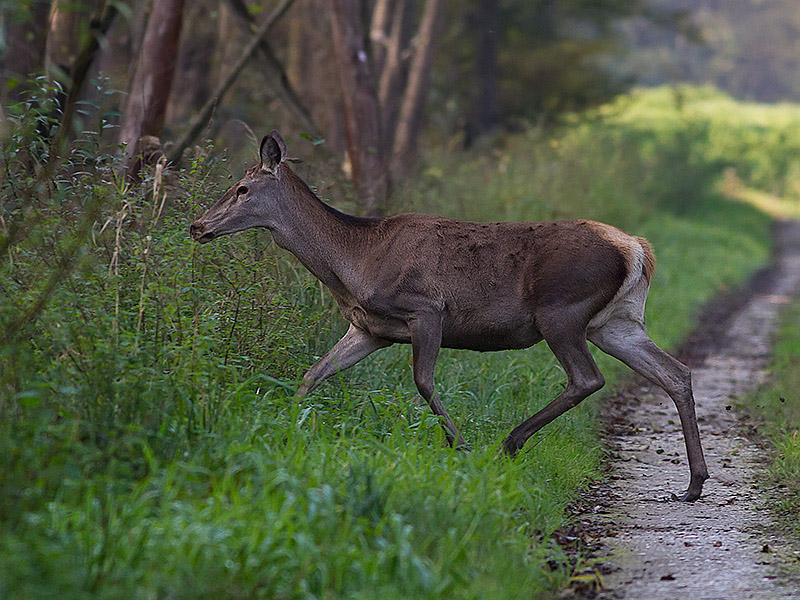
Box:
(346, 215, 637, 350)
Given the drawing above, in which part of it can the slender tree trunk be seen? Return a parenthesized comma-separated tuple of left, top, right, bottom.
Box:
(283, 0, 346, 155)
(473, 0, 498, 136)
(49, 1, 119, 150)
(329, 0, 387, 216)
(118, 0, 186, 175)
(285, 12, 304, 84)
(224, 0, 322, 139)
(378, 0, 414, 149)
(125, 0, 150, 70)
(44, 0, 81, 77)
(391, 0, 444, 174)
(165, 0, 217, 124)
(167, 0, 295, 164)
(369, 0, 394, 75)
(216, 0, 237, 85)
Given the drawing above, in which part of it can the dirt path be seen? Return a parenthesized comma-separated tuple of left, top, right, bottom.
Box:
(592, 220, 800, 599)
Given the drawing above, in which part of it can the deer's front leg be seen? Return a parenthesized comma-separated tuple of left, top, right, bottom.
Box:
(409, 314, 469, 450)
(295, 324, 391, 399)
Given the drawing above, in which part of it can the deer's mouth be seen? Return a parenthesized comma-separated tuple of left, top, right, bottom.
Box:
(190, 221, 217, 243)
(196, 231, 216, 243)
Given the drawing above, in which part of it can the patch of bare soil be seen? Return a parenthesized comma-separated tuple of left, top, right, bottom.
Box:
(568, 221, 800, 599)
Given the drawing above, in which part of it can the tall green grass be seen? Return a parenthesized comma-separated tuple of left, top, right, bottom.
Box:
(742, 300, 800, 533)
(0, 85, 780, 598)
(600, 85, 800, 203)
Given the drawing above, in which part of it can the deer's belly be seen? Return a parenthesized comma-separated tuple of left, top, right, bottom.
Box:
(344, 305, 412, 343)
(340, 300, 543, 350)
(441, 322, 543, 351)
(441, 307, 543, 351)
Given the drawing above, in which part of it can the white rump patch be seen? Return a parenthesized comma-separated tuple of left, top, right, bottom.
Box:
(588, 235, 649, 332)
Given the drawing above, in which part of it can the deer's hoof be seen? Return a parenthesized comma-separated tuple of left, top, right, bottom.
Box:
(671, 488, 702, 502)
(502, 436, 522, 458)
(673, 471, 708, 501)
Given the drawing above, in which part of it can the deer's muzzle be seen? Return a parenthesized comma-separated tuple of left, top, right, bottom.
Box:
(189, 221, 216, 243)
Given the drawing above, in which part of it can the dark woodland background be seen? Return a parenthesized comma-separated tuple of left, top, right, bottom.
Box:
(3, 0, 799, 214)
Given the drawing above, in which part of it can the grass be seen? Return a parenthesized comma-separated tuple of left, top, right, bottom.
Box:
(742, 300, 800, 532)
(0, 84, 788, 598)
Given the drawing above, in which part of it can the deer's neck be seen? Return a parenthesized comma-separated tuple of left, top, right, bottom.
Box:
(271, 170, 376, 298)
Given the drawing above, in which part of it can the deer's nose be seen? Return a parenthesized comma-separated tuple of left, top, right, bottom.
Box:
(189, 221, 203, 240)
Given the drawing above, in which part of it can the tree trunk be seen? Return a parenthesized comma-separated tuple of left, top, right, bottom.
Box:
(285, 11, 304, 84)
(378, 0, 414, 149)
(165, 0, 218, 124)
(329, 0, 387, 216)
(167, 0, 296, 164)
(44, 0, 81, 77)
(225, 0, 323, 139)
(125, 0, 151, 70)
(215, 0, 237, 85)
(49, 1, 119, 150)
(391, 0, 443, 174)
(473, 0, 498, 136)
(118, 0, 186, 176)
(283, 0, 346, 155)
(369, 0, 394, 75)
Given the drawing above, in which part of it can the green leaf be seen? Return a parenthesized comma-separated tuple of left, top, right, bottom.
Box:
(15, 390, 41, 408)
(298, 133, 326, 146)
(260, 375, 295, 391)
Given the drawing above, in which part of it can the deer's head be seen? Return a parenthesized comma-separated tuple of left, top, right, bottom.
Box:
(190, 130, 288, 243)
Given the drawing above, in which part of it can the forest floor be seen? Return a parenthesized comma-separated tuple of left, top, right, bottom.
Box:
(572, 220, 800, 599)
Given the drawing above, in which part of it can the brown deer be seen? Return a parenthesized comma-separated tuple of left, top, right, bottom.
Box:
(190, 131, 709, 501)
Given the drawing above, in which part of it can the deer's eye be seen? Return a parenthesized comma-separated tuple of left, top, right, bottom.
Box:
(236, 185, 249, 196)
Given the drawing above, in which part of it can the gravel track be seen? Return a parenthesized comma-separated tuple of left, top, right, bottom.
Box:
(592, 220, 800, 600)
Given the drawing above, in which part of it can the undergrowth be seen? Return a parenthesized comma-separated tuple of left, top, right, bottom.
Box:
(0, 84, 782, 598)
(744, 300, 800, 534)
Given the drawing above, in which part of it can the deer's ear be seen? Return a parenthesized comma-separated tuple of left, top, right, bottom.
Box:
(260, 130, 287, 173)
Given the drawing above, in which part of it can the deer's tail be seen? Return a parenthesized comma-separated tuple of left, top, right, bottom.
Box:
(636, 236, 656, 285)
(588, 225, 655, 330)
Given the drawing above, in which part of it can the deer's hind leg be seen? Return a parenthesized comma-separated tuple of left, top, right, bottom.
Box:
(503, 318, 606, 456)
(588, 317, 709, 501)
(295, 324, 392, 398)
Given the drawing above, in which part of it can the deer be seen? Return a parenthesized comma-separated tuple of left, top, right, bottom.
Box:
(190, 130, 709, 501)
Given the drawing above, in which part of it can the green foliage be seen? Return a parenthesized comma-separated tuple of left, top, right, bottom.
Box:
(742, 301, 800, 531)
(0, 85, 779, 598)
(603, 86, 800, 203)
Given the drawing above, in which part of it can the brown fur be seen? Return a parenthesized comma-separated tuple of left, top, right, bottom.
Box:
(189, 131, 708, 501)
